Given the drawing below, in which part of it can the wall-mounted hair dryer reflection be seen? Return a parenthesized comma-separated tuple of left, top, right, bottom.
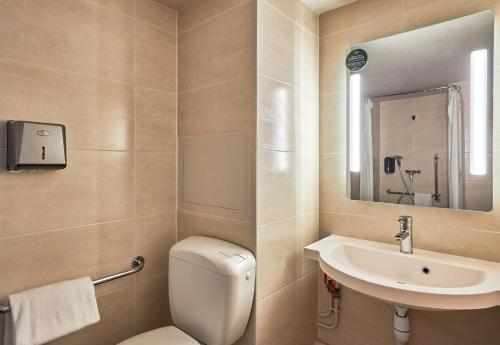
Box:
(384, 155, 402, 174)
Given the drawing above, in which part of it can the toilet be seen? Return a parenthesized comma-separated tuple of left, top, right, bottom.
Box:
(119, 236, 256, 345)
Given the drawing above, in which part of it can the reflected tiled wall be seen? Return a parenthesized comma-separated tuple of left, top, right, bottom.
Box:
(377, 93, 450, 207)
(255, 0, 319, 344)
(0, 0, 177, 343)
(319, 0, 500, 344)
(374, 87, 493, 211)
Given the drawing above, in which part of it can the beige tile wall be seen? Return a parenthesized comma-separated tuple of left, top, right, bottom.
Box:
(0, 0, 177, 343)
(255, 0, 319, 344)
(319, 0, 500, 344)
(177, 1, 257, 344)
(177, 0, 256, 252)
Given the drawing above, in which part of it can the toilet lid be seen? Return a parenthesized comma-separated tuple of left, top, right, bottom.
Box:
(117, 326, 200, 345)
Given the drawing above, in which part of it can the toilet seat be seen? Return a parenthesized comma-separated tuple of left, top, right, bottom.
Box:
(118, 326, 200, 345)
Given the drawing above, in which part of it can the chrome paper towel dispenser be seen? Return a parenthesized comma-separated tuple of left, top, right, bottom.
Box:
(7, 121, 67, 171)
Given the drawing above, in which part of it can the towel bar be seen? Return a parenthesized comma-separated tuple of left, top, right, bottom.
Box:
(0, 256, 145, 315)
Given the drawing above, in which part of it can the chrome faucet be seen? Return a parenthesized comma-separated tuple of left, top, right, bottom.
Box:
(395, 216, 413, 254)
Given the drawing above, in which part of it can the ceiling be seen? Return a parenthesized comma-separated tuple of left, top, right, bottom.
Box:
(302, 0, 358, 14)
(351, 11, 494, 98)
(152, 0, 195, 11)
(155, 0, 357, 13)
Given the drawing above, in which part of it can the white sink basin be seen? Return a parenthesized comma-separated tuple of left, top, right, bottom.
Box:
(304, 235, 500, 310)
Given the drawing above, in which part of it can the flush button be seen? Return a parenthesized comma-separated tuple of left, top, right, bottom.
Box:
(36, 129, 51, 136)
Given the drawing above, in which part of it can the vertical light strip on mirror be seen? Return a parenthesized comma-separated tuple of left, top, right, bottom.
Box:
(470, 49, 488, 176)
(349, 74, 361, 172)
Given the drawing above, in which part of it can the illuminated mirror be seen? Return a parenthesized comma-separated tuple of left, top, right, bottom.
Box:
(346, 11, 493, 211)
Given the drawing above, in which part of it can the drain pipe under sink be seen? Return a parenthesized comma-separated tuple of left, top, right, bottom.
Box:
(393, 306, 410, 344)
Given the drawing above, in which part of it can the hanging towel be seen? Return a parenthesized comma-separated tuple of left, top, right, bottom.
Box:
(414, 193, 433, 207)
(4, 277, 100, 345)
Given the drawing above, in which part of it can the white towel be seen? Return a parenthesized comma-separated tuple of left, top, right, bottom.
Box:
(4, 277, 100, 345)
(414, 193, 433, 207)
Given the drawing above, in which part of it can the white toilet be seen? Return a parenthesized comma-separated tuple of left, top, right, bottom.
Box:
(119, 236, 256, 345)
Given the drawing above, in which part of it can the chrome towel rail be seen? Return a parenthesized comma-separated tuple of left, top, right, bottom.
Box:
(0, 256, 145, 315)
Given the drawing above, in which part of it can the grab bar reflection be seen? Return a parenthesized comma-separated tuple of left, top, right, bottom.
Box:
(433, 153, 441, 202)
(386, 189, 414, 197)
(386, 189, 440, 200)
(387, 153, 441, 203)
(0, 256, 145, 315)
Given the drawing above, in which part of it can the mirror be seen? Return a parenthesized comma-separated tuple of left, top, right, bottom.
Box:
(346, 11, 494, 212)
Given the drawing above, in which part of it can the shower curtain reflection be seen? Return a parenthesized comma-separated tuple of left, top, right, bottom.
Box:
(448, 85, 465, 209)
(360, 98, 374, 201)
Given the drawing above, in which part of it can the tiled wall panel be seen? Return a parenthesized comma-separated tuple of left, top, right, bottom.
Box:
(0, 0, 178, 343)
(255, 1, 319, 344)
(177, 1, 257, 344)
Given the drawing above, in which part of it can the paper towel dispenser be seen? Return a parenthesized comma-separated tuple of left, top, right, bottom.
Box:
(7, 121, 67, 171)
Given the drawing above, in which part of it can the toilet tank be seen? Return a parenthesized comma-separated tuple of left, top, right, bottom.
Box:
(169, 236, 256, 345)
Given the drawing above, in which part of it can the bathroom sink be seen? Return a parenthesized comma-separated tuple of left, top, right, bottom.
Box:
(304, 235, 500, 310)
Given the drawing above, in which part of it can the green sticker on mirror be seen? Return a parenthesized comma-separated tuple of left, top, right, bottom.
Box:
(346, 49, 368, 72)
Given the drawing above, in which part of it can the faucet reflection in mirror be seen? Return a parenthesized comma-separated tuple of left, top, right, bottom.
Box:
(346, 11, 493, 212)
